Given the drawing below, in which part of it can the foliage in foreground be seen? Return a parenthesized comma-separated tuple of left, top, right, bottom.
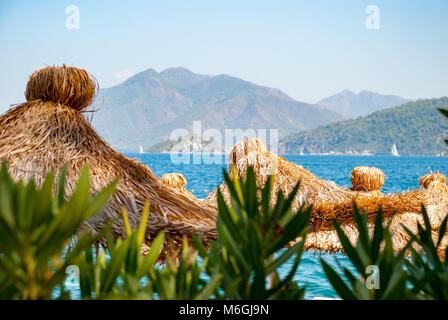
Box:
(321, 205, 448, 299)
(0, 161, 447, 300)
(74, 167, 310, 299)
(0, 163, 116, 299)
(321, 207, 413, 299)
(404, 206, 448, 299)
(75, 204, 218, 300)
(193, 168, 311, 299)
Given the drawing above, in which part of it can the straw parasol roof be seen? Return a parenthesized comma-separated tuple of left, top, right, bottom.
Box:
(350, 166, 384, 191)
(419, 172, 447, 189)
(307, 177, 448, 258)
(160, 172, 187, 188)
(204, 138, 371, 209)
(0, 65, 218, 259)
(204, 138, 448, 257)
(159, 172, 195, 198)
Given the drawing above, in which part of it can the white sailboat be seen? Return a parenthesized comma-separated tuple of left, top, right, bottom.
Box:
(139, 145, 144, 154)
(391, 144, 399, 156)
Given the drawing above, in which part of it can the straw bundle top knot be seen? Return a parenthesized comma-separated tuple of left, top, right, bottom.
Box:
(350, 166, 385, 191)
(25, 65, 98, 111)
(229, 138, 268, 165)
(419, 173, 447, 189)
(160, 173, 187, 189)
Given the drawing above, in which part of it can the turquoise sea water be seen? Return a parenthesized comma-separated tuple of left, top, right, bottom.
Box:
(67, 154, 448, 299)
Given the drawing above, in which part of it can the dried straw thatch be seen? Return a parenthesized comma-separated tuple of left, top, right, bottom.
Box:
(350, 166, 384, 192)
(160, 172, 187, 188)
(308, 176, 448, 258)
(229, 137, 268, 166)
(419, 173, 447, 189)
(205, 138, 364, 209)
(25, 65, 98, 112)
(159, 172, 195, 198)
(0, 65, 218, 259)
(204, 138, 448, 257)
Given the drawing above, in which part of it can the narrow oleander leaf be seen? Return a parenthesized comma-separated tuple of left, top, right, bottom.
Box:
(321, 259, 357, 300)
(282, 181, 301, 215)
(137, 201, 149, 245)
(81, 179, 117, 221)
(267, 240, 305, 298)
(370, 209, 384, 262)
(243, 167, 258, 220)
(137, 233, 165, 278)
(268, 207, 310, 255)
(353, 204, 369, 251)
(438, 108, 448, 118)
(121, 208, 132, 236)
(100, 240, 129, 294)
(333, 220, 365, 275)
(267, 243, 300, 274)
(218, 224, 249, 272)
(262, 175, 274, 225)
(223, 168, 244, 207)
(437, 216, 448, 248)
(57, 165, 68, 206)
(195, 267, 222, 300)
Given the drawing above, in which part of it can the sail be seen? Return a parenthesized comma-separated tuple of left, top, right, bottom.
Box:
(391, 144, 399, 156)
(139, 145, 144, 154)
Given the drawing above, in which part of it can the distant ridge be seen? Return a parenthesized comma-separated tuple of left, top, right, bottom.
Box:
(91, 67, 344, 151)
(280, 97, 448, 156)
(317, 90, 408, 118)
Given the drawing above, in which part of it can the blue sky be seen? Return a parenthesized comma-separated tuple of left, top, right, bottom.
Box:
(0, 0, 447, 113)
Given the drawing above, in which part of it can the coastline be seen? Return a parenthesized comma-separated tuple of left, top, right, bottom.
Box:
(124, 151, 447, 157)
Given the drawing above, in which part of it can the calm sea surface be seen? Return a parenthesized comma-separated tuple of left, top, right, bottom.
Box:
(70, 154, 448, 299)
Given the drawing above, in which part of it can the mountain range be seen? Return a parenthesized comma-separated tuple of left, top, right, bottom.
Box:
(280, 97, 448, 156)
(92, 67, 344, 151)
(90, 66, 418, 153)
(317, 90, 408, 118)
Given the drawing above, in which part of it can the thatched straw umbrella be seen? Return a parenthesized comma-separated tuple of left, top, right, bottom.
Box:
(204, 138, 367, 209)
(228, 137, 268, 165)
(419, 173, 447, 189)
(349, 166, 384, 196)
(307, 176, 448, 258)
(160, 172, 188, 189)
(204, 138, 448, 257)
(159, 172, 195, 198)
(0, 65, 218, 259)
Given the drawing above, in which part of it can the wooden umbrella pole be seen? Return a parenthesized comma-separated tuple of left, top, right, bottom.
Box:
(268, 254, 275, 289)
